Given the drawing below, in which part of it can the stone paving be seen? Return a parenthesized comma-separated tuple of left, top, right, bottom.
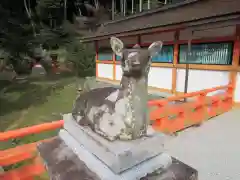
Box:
(164, 109, 240, 180)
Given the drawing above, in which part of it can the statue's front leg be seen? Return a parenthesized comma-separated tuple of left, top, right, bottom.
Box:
(72, 101, 84, 123)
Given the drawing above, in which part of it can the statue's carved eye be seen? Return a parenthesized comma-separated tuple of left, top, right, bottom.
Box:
(109, 121, 114, 126)
(128, 52, 138, 59)
(115, 45, 120, 52)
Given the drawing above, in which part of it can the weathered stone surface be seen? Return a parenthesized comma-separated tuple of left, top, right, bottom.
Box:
(142, 157, 198, 180)
(59, 129, 172, 180)
(72, 38, 163, 141)
(38, 137, 198, 180)
(83, 77, 114, 91)
(63, 113, 170, 173)
(37, 37, 198, 180)
(38, 137, 101, 180)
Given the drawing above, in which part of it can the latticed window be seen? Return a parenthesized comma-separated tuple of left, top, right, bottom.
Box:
(178, 42, 233, 65)
(116, 54, 121, 61)
(115, 45, 174, 63)
(97, 47, 113, 61)
(151, 45, 174, 63)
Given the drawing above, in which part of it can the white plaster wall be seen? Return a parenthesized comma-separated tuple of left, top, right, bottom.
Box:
(97, 63, 113, 79)
(115, 64, 122, 81)
(176, 69, 230, 95)
(148, 67, 172, 89)
(115, 65, 172, 90)
(176, 69, 186, 92)
(234, 72, 240, 102)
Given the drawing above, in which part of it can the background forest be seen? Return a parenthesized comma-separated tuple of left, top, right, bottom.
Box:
(0, 0, 181, 77)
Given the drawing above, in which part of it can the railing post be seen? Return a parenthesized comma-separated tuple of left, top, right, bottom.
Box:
(227, 83, 234, 98)
(149, 101, 168, 128)
(226, 83, 234, 110)
(198, 92, 206, 105)
(197, 92, 207, 120)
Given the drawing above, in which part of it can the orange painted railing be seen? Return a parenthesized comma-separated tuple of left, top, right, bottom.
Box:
(0, 120, 64, 142)
(0, 121, 64, 180)
(0, 84, 233, 179)
(148, 84, 233, 134)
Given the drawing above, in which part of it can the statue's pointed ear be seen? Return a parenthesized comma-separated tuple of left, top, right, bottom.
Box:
(110, 37, 124, 57)
(148, 41, 163, 57)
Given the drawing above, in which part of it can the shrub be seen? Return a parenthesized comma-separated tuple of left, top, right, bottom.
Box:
(65, 40, 95, 77)
(9, 56, 33, 75)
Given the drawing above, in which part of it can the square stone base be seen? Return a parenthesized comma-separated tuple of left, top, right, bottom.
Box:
(63, 113, 170, 173)
(38, 136, 198, 180)
(59, 129, 173, 180)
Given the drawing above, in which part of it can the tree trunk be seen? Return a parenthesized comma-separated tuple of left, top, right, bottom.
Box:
(24, 0, 36, 36)
(0, 59, 6, 72)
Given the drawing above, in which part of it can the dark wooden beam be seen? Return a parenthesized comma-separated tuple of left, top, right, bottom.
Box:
(81, 15, 240, 42)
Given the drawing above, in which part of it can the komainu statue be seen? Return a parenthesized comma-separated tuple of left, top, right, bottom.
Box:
(72, 37, 163, 141)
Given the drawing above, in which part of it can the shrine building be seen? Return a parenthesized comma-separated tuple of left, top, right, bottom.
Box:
(81, 0, 240, 105)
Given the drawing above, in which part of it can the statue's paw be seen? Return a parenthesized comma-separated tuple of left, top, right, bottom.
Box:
(72, 114, 83, 123)
(95, 129, 116, 141)
(119, 133, 132, 141)
(98, 113, 126, 141)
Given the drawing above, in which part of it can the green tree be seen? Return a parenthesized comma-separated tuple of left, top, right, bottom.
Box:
(65, 39, 95, 77)
(37, 0, 64, 28)
(0, 0, 101, 76)
(0, 0, 38, 74)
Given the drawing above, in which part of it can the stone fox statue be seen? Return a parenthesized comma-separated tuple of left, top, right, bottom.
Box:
(72, 37, 163, 141)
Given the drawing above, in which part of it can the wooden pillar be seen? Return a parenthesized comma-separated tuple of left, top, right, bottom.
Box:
(230, 25, 240, 100)
(184, 35, 193, 98)
(113, 48, 116, 80)
(137, 35, 141, 45)
(95, 40, 99, 78)
(172, 31, 179, 95)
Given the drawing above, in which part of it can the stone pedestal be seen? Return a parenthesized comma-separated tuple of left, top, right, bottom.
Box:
(63, 113, 170, 173)
(37, 113, 198, 180)
(59, 129, 172, 180)
(38, 137, 198, 180)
